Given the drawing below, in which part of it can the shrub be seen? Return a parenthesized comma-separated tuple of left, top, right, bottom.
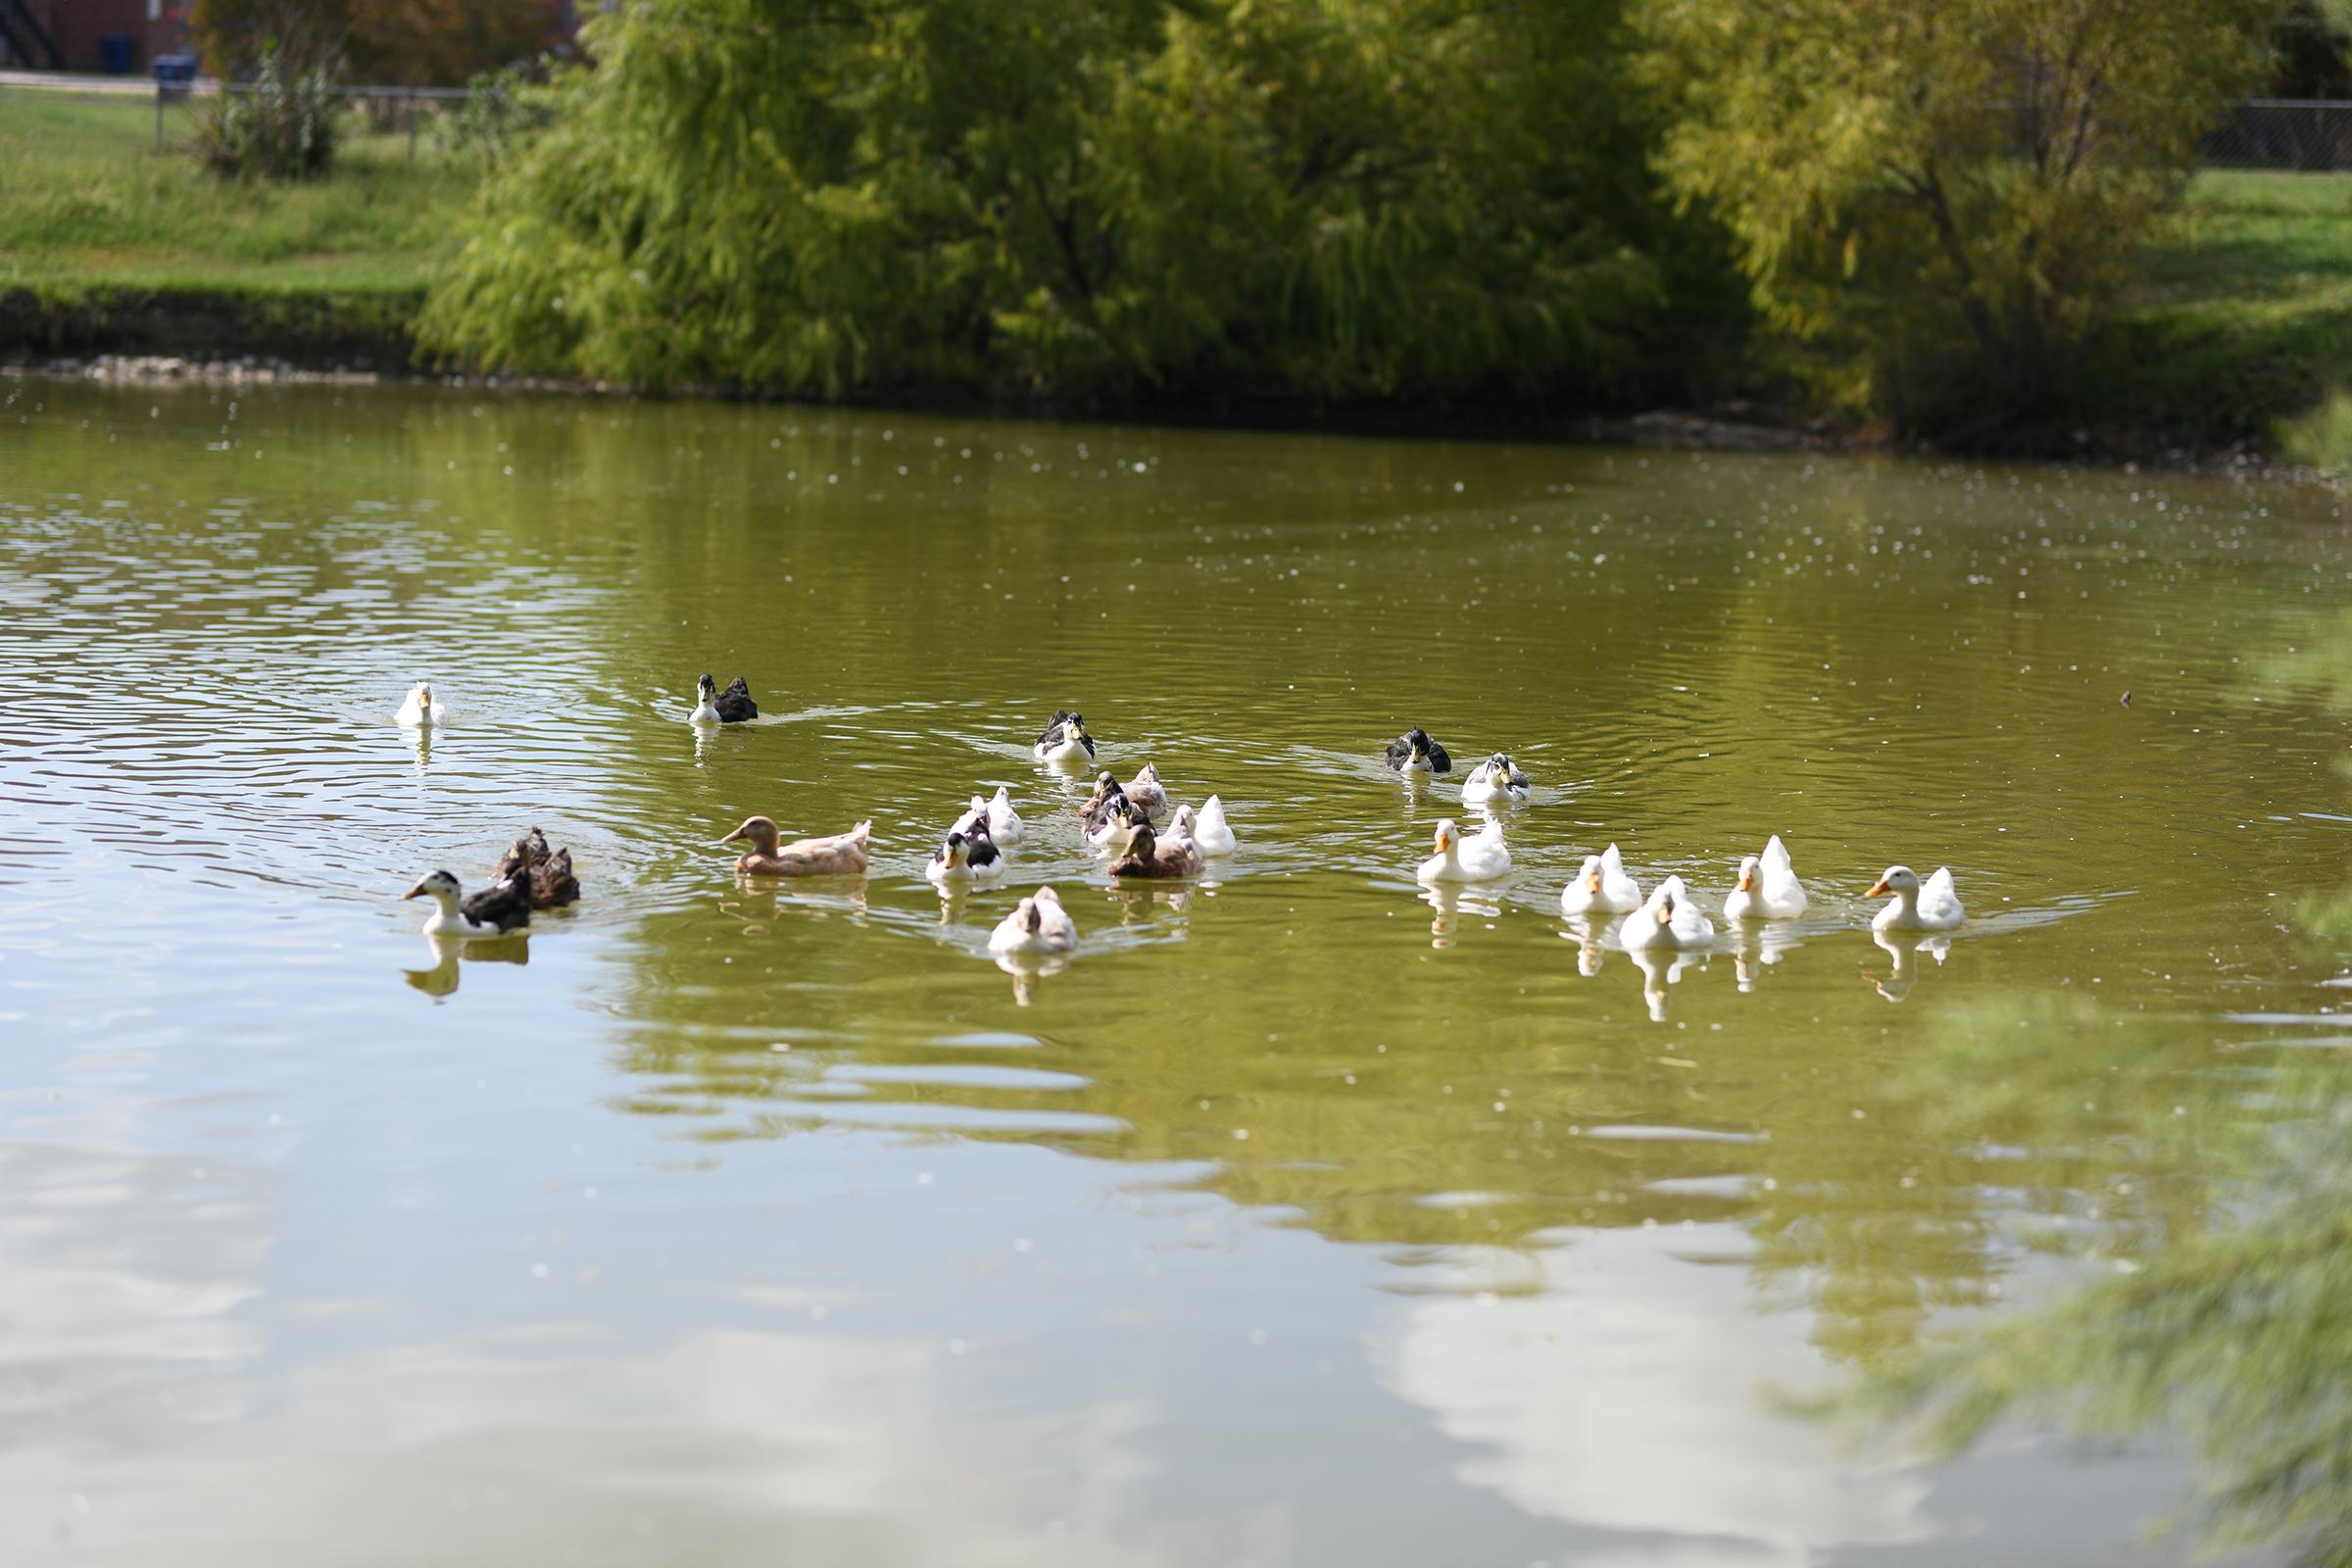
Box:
(1640, 0, 2279, 432)
(194, 40, 342, 181)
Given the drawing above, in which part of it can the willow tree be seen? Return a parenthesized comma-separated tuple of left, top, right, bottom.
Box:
(416, 0, 1686, 405)
(1641, 0, 2278, 427)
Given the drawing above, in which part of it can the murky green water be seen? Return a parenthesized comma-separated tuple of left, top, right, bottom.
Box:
(6, 375, 2350, 1564)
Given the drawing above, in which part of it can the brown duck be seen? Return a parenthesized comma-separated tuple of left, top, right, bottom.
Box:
(723, 816, 872, 877)
(1108, 822, 1201, 880)
(492, 826, 581, 908)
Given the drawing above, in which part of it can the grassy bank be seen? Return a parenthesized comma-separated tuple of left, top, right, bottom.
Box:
(0, 89, 458, 368)
(2097, 171, 2352, 447)
(0, 92, 465, 292)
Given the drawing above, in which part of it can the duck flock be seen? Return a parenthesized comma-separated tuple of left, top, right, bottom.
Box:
(393, 679, 1968, 970)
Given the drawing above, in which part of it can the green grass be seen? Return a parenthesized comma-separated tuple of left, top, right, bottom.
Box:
(2096, 170, 2352, 446)
(0, 92, 470, 295)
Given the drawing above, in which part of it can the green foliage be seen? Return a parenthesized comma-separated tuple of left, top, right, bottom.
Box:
(2280, 388, 2352, 471)
(194, 41, 343, 181)
(1640, 0, 2279, 431)
(416, 0, 1699, 406)
(437, 65, 554, 180)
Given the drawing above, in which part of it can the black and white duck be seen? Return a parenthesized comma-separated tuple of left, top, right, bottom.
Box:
(926, 825, 1006, 886)
(689, 674, 760, 724)
(403, 869, 530, 937)
(1384, 726, 1451, 774)
(1033, 710, 1096, 764)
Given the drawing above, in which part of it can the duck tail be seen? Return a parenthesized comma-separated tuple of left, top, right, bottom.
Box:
(849, 819, 873, 847)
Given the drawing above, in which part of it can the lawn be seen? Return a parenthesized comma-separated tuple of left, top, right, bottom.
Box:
(0, 90, 472, 295)
(2101, 169, 2352, 444)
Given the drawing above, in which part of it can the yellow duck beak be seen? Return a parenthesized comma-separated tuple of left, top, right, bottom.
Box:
(1864, 876, 1889, 898)
(1737, 870, 1754, 892)
(1585, 869, 1601, 892)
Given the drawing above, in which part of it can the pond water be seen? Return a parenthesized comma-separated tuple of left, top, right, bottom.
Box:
(5, 375, 2349, 1565)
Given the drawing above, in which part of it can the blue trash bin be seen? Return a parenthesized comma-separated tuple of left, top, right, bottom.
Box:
(98, 34, 134, 74)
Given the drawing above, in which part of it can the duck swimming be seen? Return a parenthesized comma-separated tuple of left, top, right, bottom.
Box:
(403, 869, 529, 937)
(1121, 763, 1168, 819)
(1623, 874, 1714, 952)
(1461, 753, 1531, 805)
(394, 682, 449, 728)
(1561, 843, 1642, 915)
(1034, 710, 1097, 763)
(1079, 771, 1131, 833)
(1418, 816, 1510, 883)
(956, 787, 1024, 846)
(689, 674, 759, 724)
(1724, 834, 1806, 921)
(1867, 864, 1965, 931)
(1087, 792, 1151, 854)
(722, 816, 872, 877)
(493, 827, 581, 909)
(492, 827, 578, 907)
(1191, 795, 1238, 857)
(1385, 726, 1452, 774)
(926, 826, 1006, 886)
(1109, 822, 1201, 879)
(989, 886, 1080, 955)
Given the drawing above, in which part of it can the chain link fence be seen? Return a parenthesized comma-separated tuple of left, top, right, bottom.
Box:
(2203, 99, 2352, 171)
(0, 73, 465, 165)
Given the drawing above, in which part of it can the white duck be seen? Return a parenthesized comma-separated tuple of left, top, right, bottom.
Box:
(1460, 753, 1531, 806)
(1724, 834, 1808, 921)
(1561, 843, 1642, 915)
(393, 681, 449, 727)
(956, 788, 1025, 847)
(989, 886, 1080, 955)
(1191, 795, 1238, 857)
(1417, 816, 1511, 884)
(1623, 874, 1714, 951)
(1867, 865, 1965, 931)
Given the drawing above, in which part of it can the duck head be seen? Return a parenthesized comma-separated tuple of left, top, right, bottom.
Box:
(1736, 855, 1760, 893)
(698, 673, 717, 699)
(938, 831, 972, 870)
(1090, 769, 1120, 801)
(404, 869, 461, 907)
(1431, 817, 1460, 856)
(722, 816, 781, 854)
(1577, 854, 1603, 893)
(1169, 804, 1196, 839)
(1406, 726, 1436, 761)
(1652, 887, 1678, 926)
(1066, 712, 1091, 743)
(1033, 886, 1062, 910)
(1866, 865, 1919, 899)
(1020, 899, 1044, 935)
(1125, 824, 1158, 860)
(413, 681, 435, 710)
(1483, 752, 1509, 776)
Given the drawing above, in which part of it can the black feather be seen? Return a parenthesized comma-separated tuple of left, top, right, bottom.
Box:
(1385, 726, 1451, 773)
(714, 676, 759, 722)
(461, 877, 533, 933)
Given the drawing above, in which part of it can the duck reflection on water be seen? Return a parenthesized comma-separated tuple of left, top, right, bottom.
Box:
(1863, 929, 1951, 1003)
(1422, 883, 1503, 949)
(402, 931, 528, 997)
